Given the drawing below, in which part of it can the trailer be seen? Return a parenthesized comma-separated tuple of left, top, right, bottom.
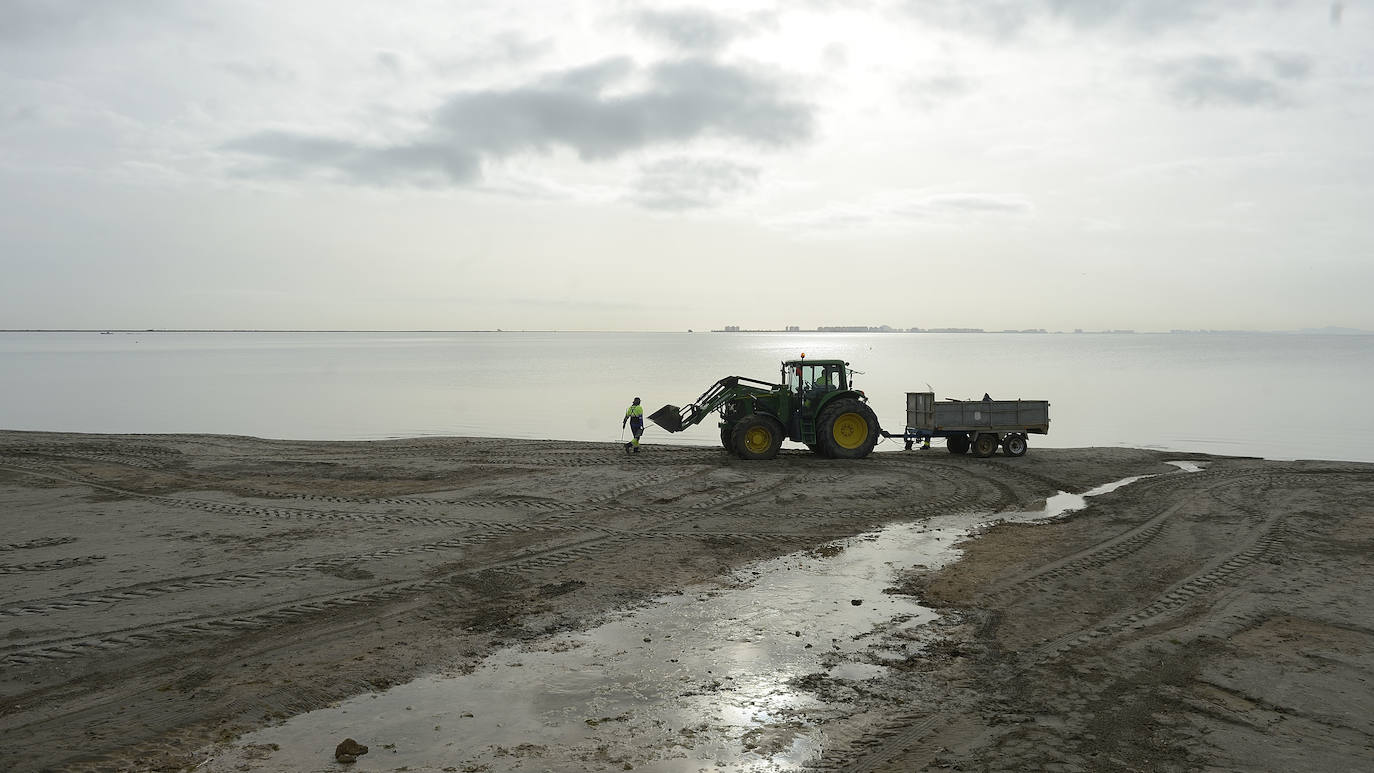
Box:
(881, 392, 1051, 457)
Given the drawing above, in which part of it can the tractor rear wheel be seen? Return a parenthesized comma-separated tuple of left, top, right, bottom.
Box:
(972, 433, 999, 458)
(731, 414, 785, 460)
(947, 434, 970, 455)
(720, 423, 736, 455)
(817, 399, 880, 459)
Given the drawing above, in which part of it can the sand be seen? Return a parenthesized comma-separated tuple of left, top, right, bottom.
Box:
(0, 431, 1370, 771)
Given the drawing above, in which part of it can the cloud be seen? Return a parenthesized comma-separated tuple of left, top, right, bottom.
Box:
(900, 0, 1239, 38)
(628, 157, 761, 210)
(223, 132, 481, 185)
(900, 0, 1030, 38)
(630, 8, 742, 52)
(1260, 51, 1313, 81)
(904, 73, 976, 109)
(220, 59, 296, 84)
(0, 0, 191, 44)
(1158, 53, 1311, 108)
(432, 32, 555, 77)
(375, 50, 404, 77)
(224, 57, 814, 185)
(768, 190, 1034, 231)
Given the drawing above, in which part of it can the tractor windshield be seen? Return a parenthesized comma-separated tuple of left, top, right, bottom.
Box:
(786, 363, 845, 394)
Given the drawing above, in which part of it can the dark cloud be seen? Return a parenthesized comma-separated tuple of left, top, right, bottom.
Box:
(630, 8, 742, 52)
(224, 57, 813, 185)
(629, 157, 760, 210)
(537, 57, 635, 91)
(1159, 54, 1310, 108)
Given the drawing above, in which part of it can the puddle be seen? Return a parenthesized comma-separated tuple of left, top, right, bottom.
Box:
(1031, 460, 1207, 521)
(206, 462, 1205, 772)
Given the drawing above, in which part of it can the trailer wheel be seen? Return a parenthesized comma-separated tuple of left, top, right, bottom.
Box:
(972, 433, 999, 458)
(817, 399, 880, 459)
(1002, 433, 1028, 457)
(947, 434, 970, 455)
(731, 414, 784, 460)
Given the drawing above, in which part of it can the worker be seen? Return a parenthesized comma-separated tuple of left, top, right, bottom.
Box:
(623, 397, 644, 454)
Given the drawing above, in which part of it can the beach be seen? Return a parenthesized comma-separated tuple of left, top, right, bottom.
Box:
(1, 431, 1371, 771)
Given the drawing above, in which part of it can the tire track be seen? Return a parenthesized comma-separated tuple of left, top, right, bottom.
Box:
(0, 460, 611, 533)
(0, 532, 630, 666)
(813, 714, 950, 773)
(0, 524, 867, 619)
(982, 469, 1282, 603)
(821, 469, 1302, 773)
(237, 466, 705, 509)
(0, 536, 76, 552)
(0, 555, 105, 575)
(0, 494, 790, 665)
(0, 535, 495, 619)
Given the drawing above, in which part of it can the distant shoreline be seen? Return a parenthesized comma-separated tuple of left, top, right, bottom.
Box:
(2, 328, 1370, 336)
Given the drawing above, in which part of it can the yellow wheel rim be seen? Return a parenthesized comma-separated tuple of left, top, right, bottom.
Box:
(832, 412, 868, 450)
(744, 425, 773, 454)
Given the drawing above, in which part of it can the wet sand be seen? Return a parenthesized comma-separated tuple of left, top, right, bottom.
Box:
(0, 431, 1370, 771)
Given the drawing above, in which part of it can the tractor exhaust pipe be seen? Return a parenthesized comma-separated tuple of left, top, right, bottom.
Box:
(649, 405, 685, 433)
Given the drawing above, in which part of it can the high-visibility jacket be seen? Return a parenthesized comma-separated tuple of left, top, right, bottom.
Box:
(626, 405, 644, 419)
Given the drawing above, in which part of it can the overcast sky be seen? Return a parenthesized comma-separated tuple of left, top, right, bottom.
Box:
(2, 1, 1371, 331)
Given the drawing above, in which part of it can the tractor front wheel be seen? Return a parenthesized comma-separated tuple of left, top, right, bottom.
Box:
(947, 434, 970, 455)
(720, 423, 737, 455)
(731, 414, 784, 460)
(817, 399, 880, 459)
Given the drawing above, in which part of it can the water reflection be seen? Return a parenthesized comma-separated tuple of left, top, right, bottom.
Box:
(209, 520, 952, 771)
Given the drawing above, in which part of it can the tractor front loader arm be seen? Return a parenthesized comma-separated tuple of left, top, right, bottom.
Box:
(648, 376, 779, 433)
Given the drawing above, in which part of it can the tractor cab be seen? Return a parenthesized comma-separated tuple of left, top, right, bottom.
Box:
(782, 358, 849, 400)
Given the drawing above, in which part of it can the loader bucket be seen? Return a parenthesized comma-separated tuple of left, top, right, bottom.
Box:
(649, 405, 684, 433)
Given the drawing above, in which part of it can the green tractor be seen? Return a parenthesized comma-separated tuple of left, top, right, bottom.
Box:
(648, 357, 880, 460)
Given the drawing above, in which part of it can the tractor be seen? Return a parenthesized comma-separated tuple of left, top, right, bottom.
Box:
(648, 357, 879, 460)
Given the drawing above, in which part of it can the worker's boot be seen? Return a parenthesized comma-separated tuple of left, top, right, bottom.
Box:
(624, 442, 632, 454)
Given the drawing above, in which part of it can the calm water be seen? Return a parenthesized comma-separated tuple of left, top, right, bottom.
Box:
(1, 331, 1371, 462)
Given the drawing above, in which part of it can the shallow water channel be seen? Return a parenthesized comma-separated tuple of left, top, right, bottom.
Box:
(208, 463, 1203, 772)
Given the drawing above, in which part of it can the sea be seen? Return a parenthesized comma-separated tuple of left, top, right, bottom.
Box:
(1, 331, 1371, 463)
